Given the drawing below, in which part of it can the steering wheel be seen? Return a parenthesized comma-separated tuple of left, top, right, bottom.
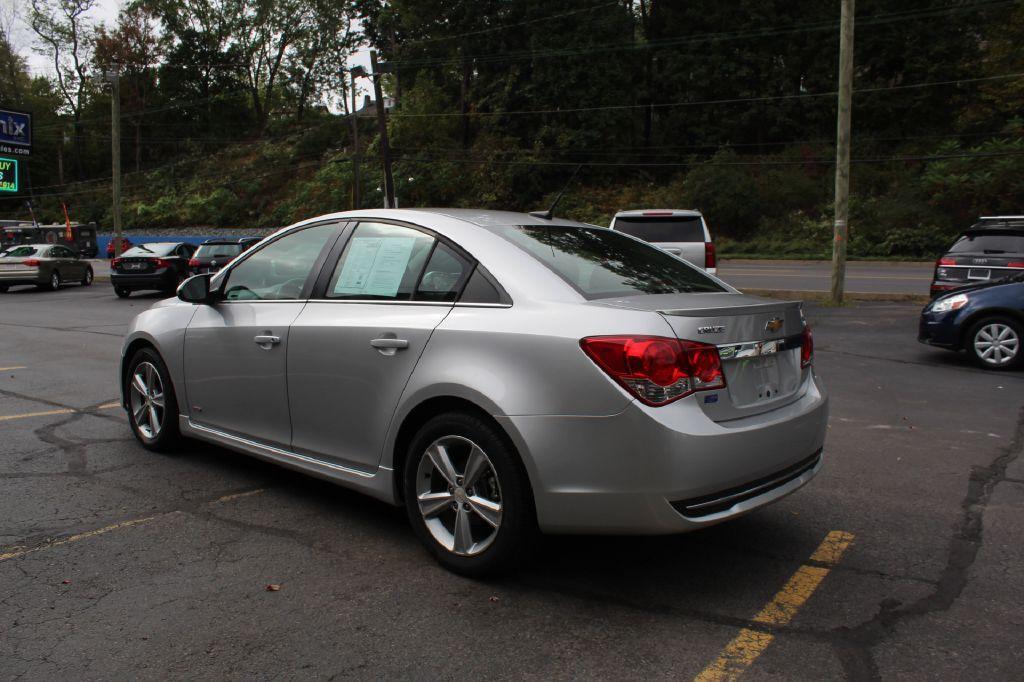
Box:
(276, 277, 307, 299)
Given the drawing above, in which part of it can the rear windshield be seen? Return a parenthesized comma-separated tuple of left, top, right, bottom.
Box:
(1, 246, 39, 258)
(497, 225, 725, 299)
(195, 243, 242, 258)
(949, 232, 1024, 255)
(613, 216, 705, 242)
(122, 243, 178, 257)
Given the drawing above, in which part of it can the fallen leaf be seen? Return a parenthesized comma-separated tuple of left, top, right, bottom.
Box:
(266, 584, 281, 592)
(61, 579, 71, 585)
(488, 596, 499, 603)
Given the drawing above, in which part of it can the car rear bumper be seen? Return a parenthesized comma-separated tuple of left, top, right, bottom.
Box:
(110, 271, 176, 291)
(500, 372, 829, 534)
(0, 268, 42, 284)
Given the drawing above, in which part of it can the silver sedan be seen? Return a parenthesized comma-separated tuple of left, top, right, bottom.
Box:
(120, 209, 828, 576)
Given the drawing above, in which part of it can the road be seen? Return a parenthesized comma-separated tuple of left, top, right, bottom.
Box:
(1, 286, 1022, 680)
(717, 260, 933, 296)
(87, 258, 935, 296)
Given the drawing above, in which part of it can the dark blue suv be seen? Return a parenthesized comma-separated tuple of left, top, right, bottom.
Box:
(919, 272, 1024, 370)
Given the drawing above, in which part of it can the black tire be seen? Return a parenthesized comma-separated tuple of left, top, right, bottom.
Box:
(41, 270, 60, 291)
(966, 316, 1023, 371)
(114, 286, 131, 298)
(81, 266, 94, 286)
(403, 411, 539, 577)
(124, 347, 182, 452)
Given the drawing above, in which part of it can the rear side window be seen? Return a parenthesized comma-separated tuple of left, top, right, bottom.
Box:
(497, 225, 725, 299)
(948, 233, 1024, 254)
(2, 246, 38, 257)
(614, 216, 704, 242)
(326, 222, 436, 301)
(416, 243, 471, 302)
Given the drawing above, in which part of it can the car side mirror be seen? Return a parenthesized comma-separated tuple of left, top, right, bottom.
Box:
(177, 273, 214, 304)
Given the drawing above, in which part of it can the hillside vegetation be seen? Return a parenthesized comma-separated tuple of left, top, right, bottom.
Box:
(2, 0, 1022, 259)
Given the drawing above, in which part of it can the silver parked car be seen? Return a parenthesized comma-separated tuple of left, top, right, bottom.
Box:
(610, 209, 716, 274)
(120, 209, 827, 575)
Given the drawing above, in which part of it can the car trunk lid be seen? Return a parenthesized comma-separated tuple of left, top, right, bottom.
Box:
(595, 292, 808, 420)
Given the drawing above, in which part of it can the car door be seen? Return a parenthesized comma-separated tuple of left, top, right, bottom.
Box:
(51, 245, 79, 278)
(183, 222, 341, 447)
(288, 221, 473, 471)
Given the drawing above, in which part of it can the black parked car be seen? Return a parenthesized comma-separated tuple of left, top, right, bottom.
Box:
(919, 271, 1024, 370)
(110, 242, 196, 298)
(930, 216, 1024, 297)
(187, 238, 260, 275)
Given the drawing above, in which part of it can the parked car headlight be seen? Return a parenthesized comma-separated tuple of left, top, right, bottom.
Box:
(930, 293, 969, 313)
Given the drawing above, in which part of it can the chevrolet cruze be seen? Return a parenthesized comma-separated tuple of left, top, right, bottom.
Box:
(120, 209, 828, 575)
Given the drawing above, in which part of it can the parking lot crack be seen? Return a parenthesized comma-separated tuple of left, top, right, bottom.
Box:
(829, 405, 1024, 680)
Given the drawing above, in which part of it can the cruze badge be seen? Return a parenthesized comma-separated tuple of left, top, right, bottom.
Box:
(697, 325, 725, 334)
(765, 317, 784, 333)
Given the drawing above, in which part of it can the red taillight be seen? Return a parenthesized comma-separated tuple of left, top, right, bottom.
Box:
(23, 258, 40, 267)
(111, 257, 122, 267)
(642, 211, 674, 216)
(705, 241, 716, 269)
(936, 257, 956, 267)
(188, 258, 199, 268)
(579, 335, 725, 406)
(153, 258, 172, 268)
(1007, 261, 1024, 268)
(800, 326, 814, 368)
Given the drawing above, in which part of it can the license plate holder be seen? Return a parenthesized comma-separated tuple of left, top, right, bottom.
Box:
(968, 268, 990, 280)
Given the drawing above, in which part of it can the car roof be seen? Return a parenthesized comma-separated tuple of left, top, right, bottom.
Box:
(612, 209, 703, 218)
(4, 243, 52, 249)
(200, 239, 243, 245)
(971, 216, 1024, 230)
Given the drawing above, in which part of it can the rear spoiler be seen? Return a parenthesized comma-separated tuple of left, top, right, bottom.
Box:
(659, 300, 802, 317)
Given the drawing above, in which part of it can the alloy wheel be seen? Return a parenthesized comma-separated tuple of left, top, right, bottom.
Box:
(415, 435, 503, 556)
(129, 361, 166, 439)
(50, 272, 60, 290)
(974, 323, 1019, 366)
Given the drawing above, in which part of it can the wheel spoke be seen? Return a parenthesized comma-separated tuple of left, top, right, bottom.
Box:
(463, 444, 490, 488)
(981, 345, 996, 359)
(468, 495, 501, 528)
(418, 491, 453, 518)
(426, 443, 458, 487)
(979, 329, 995, 342)
(148, 405, 161, 434)
(133, 403, 147, 424)
(452, 507, 474, 554)
(150, 391, 165, 409)
(144, 363, 156, 394)
(131, 372, 147, 397)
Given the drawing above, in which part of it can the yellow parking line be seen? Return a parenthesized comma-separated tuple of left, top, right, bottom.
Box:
(214, 488, 266, 503)
(0, 366, 27, 371)
(0, 402, 120, 422)
(0, 515, 165, 562)
(694, 530, 855, 682)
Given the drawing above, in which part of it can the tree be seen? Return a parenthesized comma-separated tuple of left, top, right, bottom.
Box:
(285, 0, 358, 121)
(93, 5, 165, 172)
(28, 0, 95, 179)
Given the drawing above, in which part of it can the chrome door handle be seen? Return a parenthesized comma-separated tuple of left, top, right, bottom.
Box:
(370, 338, 409, 350)
(254, 334, 281, 349)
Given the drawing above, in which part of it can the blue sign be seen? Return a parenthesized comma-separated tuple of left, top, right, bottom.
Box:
(0, 109, 31, 157)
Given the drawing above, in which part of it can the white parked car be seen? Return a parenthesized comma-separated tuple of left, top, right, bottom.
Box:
(610, 209, 716, 274)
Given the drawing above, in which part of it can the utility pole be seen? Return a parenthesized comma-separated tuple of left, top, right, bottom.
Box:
(830, 0, 855, 305)
(107, 66, 124, 258)
(369, 51, 395, 209)
(350, 66, 363, 210)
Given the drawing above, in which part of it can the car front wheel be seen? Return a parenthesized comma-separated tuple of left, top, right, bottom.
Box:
(967, 316, 1022, 370)
(114, 286, 131, 298)
(81, 267, 94, 286)
(125, 348, 182, 451)
(404, 411, 538, 577)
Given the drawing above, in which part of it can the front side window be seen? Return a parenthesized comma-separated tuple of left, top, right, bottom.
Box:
(325, 222, 437, 301)
(223, 223, 336, 300)
(496, 225, 726, 300)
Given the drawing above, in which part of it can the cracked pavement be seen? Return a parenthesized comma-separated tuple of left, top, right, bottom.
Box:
(1, 286, 1022, 680)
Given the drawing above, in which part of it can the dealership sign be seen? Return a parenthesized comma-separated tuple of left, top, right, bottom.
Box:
(0, 109, 31, 157)
(0, 157, 18, 192)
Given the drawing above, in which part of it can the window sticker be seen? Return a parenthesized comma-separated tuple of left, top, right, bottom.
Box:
(334, 236, 416, 297)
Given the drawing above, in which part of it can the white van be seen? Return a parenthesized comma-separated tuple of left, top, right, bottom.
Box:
(610, 209, 716, 274)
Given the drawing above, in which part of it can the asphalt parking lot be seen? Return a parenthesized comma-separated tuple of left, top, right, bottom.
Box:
(2, 285, 1022, 680)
